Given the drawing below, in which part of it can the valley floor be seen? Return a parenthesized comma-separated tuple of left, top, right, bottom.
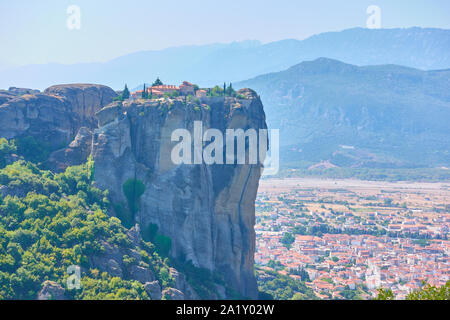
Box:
(255, 177, 449, 299)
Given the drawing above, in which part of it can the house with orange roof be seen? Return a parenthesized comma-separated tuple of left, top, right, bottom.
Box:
(179, 81, 195, 95)
(196, 89, 207, 97)
(131, 81, 199, 99)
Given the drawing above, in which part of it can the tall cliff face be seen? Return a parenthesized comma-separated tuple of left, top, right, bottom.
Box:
(0, 84, 117, 150)
(92, 89, 267, 298)
(0, 84, 117, 171)
(0, 93, 77, 148)
(44, 84, 118, 129)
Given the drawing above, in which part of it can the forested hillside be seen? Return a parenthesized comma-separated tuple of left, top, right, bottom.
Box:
(0, 139, 226, 299)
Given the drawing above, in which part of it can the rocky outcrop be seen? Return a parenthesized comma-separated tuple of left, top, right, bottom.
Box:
(38, 281, 66, 300)
(169, 268, 199, 300)
(0, 83, 267, 299)
(89, 225, 155, 282)
(47, 127, 93, 171)
(0, 84, 116, 169)
(0, 90, 18, 105)
(8, 87, 40, 95)
(0, 93, 77, 148)
(162, 288, 185, 300)
(144, 281, 162, 300)
(44, 84, 117, 128)
(0, 84, 116, 145)
(91, 89, 267, 299)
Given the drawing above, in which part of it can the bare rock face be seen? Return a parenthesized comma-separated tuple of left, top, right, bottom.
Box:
(0, 93, 77, 148)
(169, 268, 199, 300)
(0, 91, 18, 105)
(45, 84, 117, 128)
(89, 226, 156, 282)
(91, 89, 267, 299)
(8, 87, 40, 95)
(0, 84, 117, 153)
(144, 281, 162, 300)
(38, 281, 66, 300)
(162, 288, 185, 300)
(47, 127, 93, 171)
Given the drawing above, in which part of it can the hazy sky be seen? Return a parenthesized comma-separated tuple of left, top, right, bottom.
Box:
(1, 0, 449, 67)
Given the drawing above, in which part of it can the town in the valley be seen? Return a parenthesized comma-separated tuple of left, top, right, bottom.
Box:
(255, 178, 450, 299)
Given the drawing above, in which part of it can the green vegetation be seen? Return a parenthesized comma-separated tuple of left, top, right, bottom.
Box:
(225, 83, 234, 96)
(113, 203, 134, 230)
(115, 178, 145, 229)
(142, 223, 238, 299)
(172, 260, 228, 299)
(14, 136, 51, 164)
(207, 83, 242, 98)
(114, 84, 130, 101)
(374, 288, 395, 300)
(340, 287, 360, 300)
(142, 84, 148, 99)
(412, 239, 430, 247)
(375, 281, 450, 300)
(293, 223, 378, 237)
(142, 223, 171, 258)
(406, 282, 450, 300)
(0, 160, 172, 299)
(290, 267, 311, 282)
(122, 84, 130, 100)
(321, 277, 333, 284)
(152, 77, 163, 86)
(163, 91, 179, 98)
(0, 143, 252, 300)
(281, 232, 295, 249)
(0, 136, 56, 167)
(0, 138, 16, 169)
(122, 179, 145, 217)
(267, 259, 285, 271)
(279, 166, 450, 182)
(256, 266, 317, 300)
(209, 85, 224, 97)
(78, 275, 148, 300)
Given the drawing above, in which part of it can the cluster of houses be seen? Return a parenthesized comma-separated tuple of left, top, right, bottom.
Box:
(130, 81, 207, 99)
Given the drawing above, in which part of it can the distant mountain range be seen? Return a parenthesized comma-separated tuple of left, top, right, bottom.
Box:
(237, 58, 450, 169)
(1, 27, 450, 90)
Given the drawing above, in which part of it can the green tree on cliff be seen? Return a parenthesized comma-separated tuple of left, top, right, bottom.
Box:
(0, 138, 16, 168)
(122, 84, 130, 99)
(142, 84, 147, 99)
(226, 83, 234, 96)
(117, 178, 146, 228)
(152, 77, 163, 86)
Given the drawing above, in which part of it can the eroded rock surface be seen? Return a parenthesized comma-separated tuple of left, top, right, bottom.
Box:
(47, 127, 93, 171)
(162, 288, 185, 300)
(0, 84, 116, 152)
(144, 281, 162, 300)
(44, 84, 117, 128)
(38, 281, 66, 300)
(92, 89, 267, 298)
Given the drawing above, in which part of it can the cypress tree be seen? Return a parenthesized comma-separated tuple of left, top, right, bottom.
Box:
(122, 84, 130, 99)
(227, 82, 233, 96)
(142, 84, 147, 99)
